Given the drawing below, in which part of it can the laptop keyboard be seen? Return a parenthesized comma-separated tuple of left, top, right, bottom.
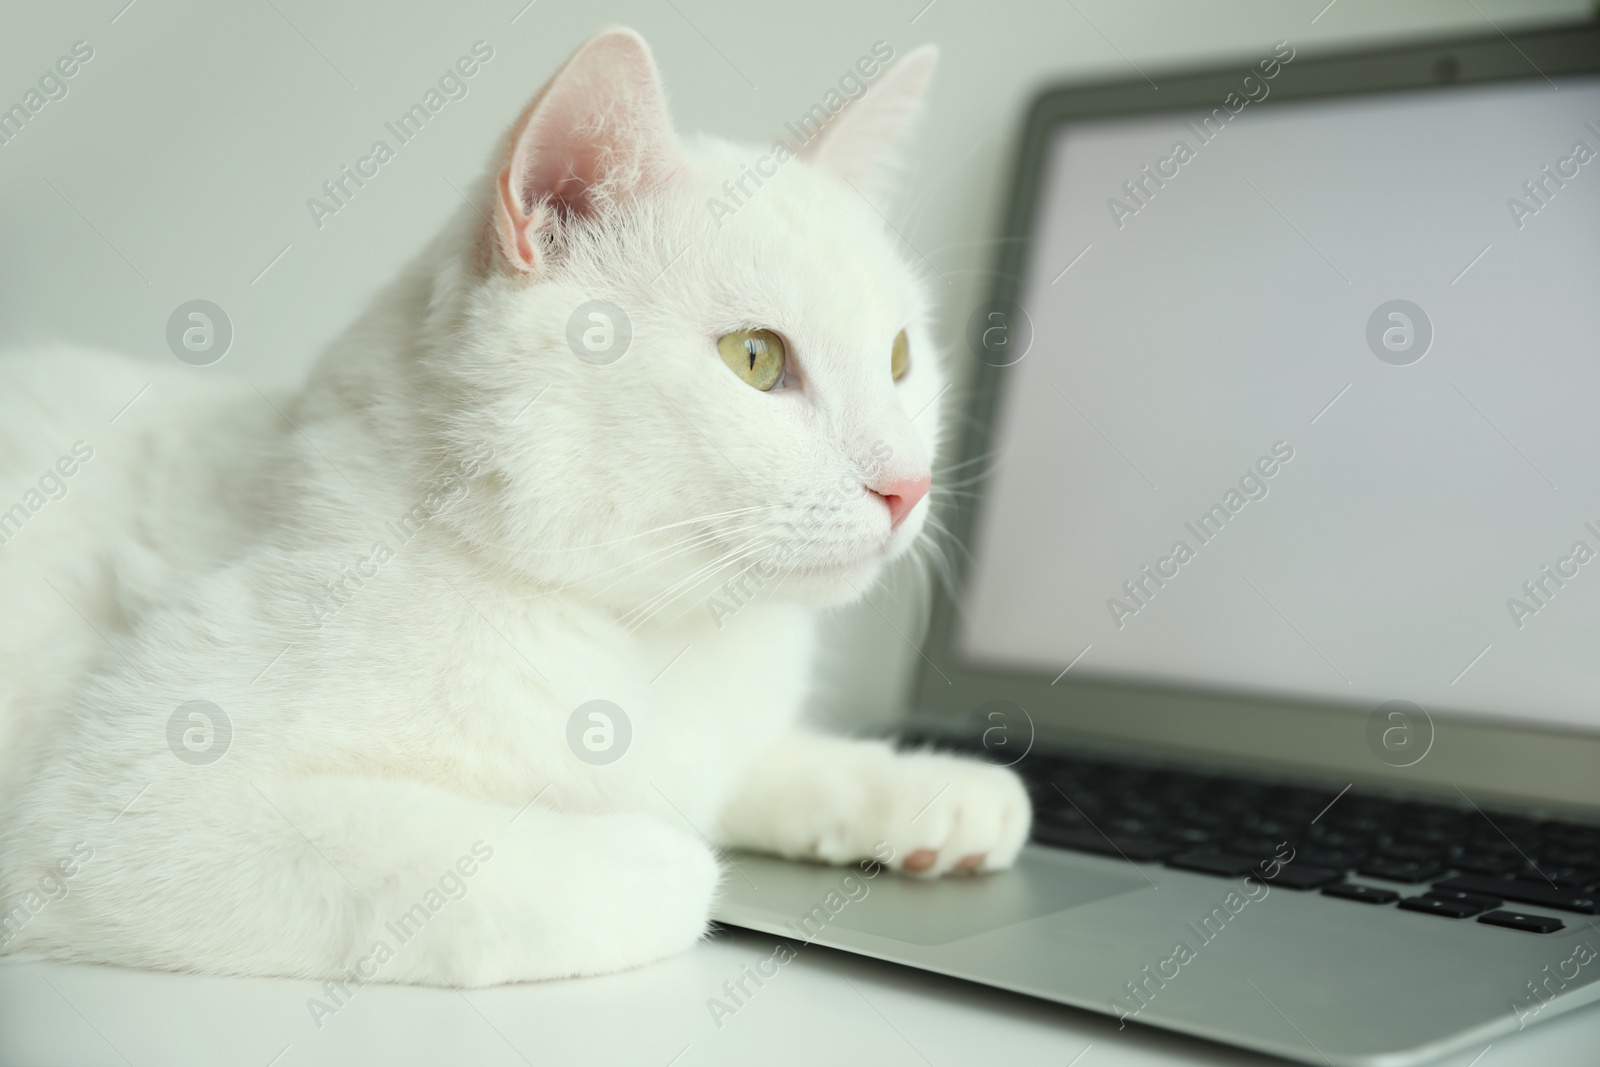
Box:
(998, 749, 1599, 933)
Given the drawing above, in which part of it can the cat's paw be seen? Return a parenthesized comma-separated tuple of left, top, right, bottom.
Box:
(446, 809, 724, 984)
(564, 813, 723, 973)
(859, 751, 1032, 878)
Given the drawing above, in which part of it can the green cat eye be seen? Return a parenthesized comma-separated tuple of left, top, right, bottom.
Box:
(892, 328, 910, 381)
(718, 328, 786, 391)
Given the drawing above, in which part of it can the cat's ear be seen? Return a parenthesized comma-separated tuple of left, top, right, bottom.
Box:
(797, 45, 938, 198)
(493, 27, 678, 275)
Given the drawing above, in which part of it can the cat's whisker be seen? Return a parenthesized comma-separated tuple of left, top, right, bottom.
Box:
(615, 530, 775, 625)
(477, 503, 784, 558)
(934, 447, 1005, 478)
(536, 503, 784, 555)
(587, 538, 756, 618)
(471, 524, 722, 604)
(749, 515, 863, 605)
(933, 475, 991, 493)
(621, 535, 776, 634)
(554, 532, 727, 604)
(569, 520, 775, 606)
(926, 268, 1027, 285)
(919, 234, 1029, 264)
(922, 531, 962, 600)
(917, 513, 967, 599)
(645, 526, 824, 631)
(651, 527, 801, 622)
(548, 519, 761, 593)
(461, 508, 786, 615)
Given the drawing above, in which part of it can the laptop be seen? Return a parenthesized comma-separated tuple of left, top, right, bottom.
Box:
(714, 21, 1600, 1067)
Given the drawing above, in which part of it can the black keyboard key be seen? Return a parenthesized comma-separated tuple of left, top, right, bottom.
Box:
(1477, 910, 1565, 934)
(1462, 817, 1535, 848)
(1534, 847, 1597, 869)
(1378, 843, 1443, 863)
(1115, 799, 1163, 819)
(1394, 825, 1456, 846)
(1172, 805, 1227, 828)
(1358, 859, 1446, 883)
(1322, 883, 1399, 905)
(1167, 851, 1262, 877)
(1254, 864, 1342, 890)
(1434, 875, 1600, 915)
(1425, 889, 1503, 910)
(1460, 829, 1520, 850)
(1521, 865, 1600, 890)
(1051, 792, 1108, 815)
(1554, 868, 1600, 890)
(1450, 852, 1520, 876)
(1222, 837, 1283, 859)
(1409, 802, 1472, 823)
(1032, 824, 1176, 861)
(1399, 896, 1483, 919)
(1033, 797, 1076, 817)
(1296, 847, 1367, 870)
(1306, 830, 1370, 850)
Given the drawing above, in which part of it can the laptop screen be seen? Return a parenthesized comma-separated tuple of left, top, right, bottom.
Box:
(957, 74, 1600, 736)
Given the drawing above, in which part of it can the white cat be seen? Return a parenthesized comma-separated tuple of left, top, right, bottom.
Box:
(0, 28, 1030, 986)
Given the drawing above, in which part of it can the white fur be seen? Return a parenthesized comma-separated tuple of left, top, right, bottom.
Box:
(0, 28, 1029, 986)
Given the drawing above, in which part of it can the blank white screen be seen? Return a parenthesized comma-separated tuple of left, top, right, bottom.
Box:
(958, 75, 1600, 734)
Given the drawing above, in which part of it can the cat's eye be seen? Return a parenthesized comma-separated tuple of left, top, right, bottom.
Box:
(717, 328, 786, 391)
(891, 329, 910, 381)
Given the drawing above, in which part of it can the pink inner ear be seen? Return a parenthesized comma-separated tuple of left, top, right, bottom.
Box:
(494, 28, 678, 275)
(497, 167, 538, 269)
(512, 106, 622, 221)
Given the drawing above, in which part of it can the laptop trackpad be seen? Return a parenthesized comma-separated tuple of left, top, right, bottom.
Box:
(718, 848, 1146, 946)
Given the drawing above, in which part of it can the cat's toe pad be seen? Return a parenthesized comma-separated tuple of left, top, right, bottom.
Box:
(868, 753, 1032, 878)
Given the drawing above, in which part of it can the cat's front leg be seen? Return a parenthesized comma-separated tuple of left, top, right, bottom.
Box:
(718, 731, 1032, 877)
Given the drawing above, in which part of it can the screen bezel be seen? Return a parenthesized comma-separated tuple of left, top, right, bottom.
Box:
(909, 22, 1600, 814)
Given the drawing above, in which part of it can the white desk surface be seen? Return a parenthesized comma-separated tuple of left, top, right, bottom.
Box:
(2, 926, 1596, 1067)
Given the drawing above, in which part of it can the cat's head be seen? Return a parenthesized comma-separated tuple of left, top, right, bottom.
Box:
(434, 28, 945, 626)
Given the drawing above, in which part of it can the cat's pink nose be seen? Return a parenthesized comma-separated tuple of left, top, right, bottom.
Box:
(869, 474, 931, 530)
